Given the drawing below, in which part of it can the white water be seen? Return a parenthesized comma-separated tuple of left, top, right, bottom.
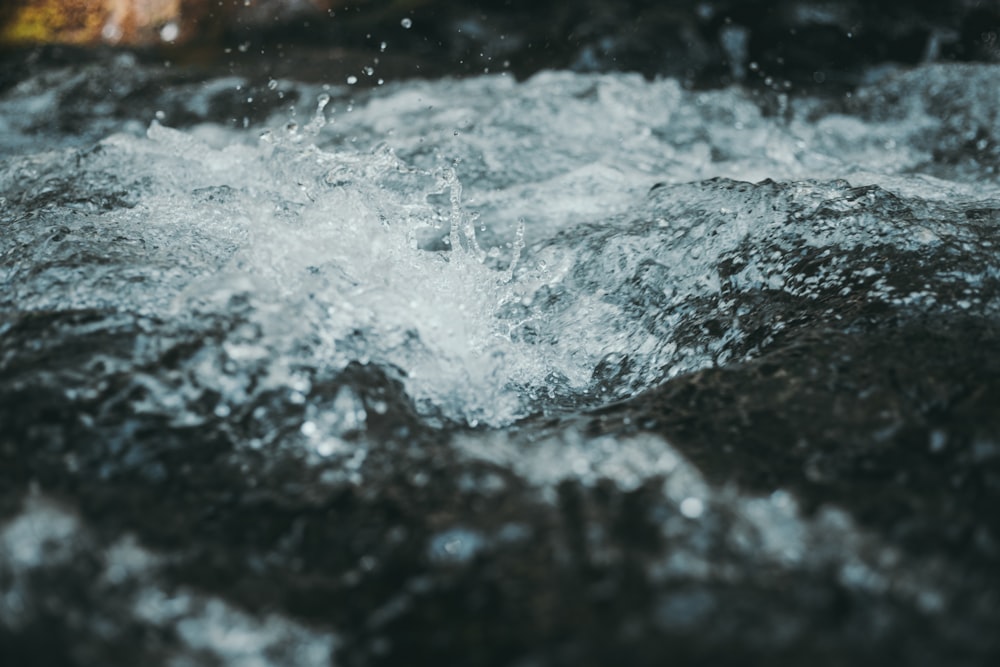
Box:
(2, 63, 999, 428)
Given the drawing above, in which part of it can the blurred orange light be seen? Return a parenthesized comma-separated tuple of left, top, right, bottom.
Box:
(0, 0, 185, 47)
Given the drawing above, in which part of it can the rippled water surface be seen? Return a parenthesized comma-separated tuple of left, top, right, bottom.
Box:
(2, 58, 1000, 666)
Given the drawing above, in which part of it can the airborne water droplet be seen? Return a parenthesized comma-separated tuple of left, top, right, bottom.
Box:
(159, 22, 179, 42)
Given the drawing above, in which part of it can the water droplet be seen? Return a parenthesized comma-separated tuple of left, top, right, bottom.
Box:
(159, 22, 180, 43)
(401, 18, 412, 29)
(680, 497, 705, 519)
(315, 439, 339, 457)
(102, 22, 123, 42)
(346, 75, 358, 85)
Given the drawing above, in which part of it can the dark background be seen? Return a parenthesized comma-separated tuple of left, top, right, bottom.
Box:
(2, 0, 999, 91)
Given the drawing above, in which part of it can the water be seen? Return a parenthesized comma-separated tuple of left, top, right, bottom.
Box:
(3, 62, 997, 427)
(2, 57, 1000, 665)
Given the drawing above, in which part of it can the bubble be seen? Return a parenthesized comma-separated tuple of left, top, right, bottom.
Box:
(401, 18, 412, 29)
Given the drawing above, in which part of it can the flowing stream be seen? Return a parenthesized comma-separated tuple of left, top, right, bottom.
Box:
(2, 57, 1000, 666)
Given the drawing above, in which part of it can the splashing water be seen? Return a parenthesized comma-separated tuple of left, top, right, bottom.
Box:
(2, 64, 999, 433)
(3, 56, 1000, 667)
(3, 114, 540, 426)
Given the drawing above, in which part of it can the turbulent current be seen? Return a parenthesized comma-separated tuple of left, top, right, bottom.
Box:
(2, 57, 1000, 666)
(4, 63, 999, 426)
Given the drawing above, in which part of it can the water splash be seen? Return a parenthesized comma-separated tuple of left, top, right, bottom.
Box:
(2, 65, 1000, 433)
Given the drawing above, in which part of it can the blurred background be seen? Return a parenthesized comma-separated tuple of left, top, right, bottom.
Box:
(2, 0, 999, 89)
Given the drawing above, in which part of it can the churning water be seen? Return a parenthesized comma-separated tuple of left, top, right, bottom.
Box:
(2, 57, 1000, 665)
(3, 62, 998, 428)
